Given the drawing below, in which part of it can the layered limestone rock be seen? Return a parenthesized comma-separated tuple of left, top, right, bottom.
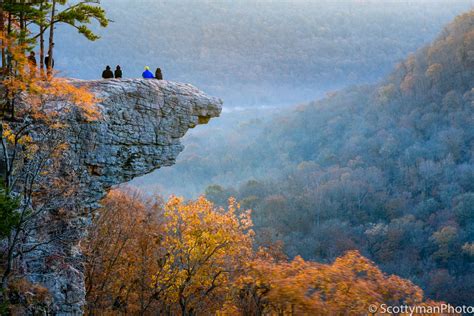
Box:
(25, 79, 222, 315)
(72, 79, 222, 203)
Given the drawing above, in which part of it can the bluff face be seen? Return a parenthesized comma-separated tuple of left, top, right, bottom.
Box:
(26, 79, 222, 314)
(71, 79, 222, 203)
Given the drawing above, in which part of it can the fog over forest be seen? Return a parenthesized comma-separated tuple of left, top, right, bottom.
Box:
(57, 0, 474, 306)
(2, 0, 474, 312)
(56, 0, 472, 106)
(129, 3, 474, 305)
(128, 0, 474, 197)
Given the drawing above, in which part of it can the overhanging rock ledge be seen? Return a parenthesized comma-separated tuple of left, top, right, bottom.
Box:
(27, 78, 222, 315)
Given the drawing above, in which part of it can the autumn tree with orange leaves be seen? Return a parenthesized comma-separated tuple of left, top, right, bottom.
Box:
(84, 190, 164, 314)
(0, 30, 98, 313)
(85, 190, 446, 316)
(227, 250, 449, 316)
(85, 190, 254, 315)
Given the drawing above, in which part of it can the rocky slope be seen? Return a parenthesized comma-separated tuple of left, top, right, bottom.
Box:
(25, 79, 222, 314)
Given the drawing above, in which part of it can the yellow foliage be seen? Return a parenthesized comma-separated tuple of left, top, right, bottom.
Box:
(0, 32, 100, 189)
(229, 250, 444, 315)
(85, 190, 442, 316)
(2, 124, 15, 144)
(85, 190, 253, 315)
(0, 33, 99, 123)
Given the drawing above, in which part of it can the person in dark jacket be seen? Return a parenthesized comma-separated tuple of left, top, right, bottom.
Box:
(102, 65, 114, 79)
(142, 66, 154, 79)
(155, 67, 163, 80)
(44, 54, 54, 69)
(28, 51, 37, 77)
(114, 65, 123, 78)
(28, 51, 37, 66)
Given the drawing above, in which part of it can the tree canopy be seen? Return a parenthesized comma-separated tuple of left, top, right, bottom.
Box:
(85, 189, 444, 315)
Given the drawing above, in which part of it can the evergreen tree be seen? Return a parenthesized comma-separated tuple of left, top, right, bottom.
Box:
(0, 186, 19, 240)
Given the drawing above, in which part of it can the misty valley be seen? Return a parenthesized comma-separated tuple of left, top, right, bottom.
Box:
(0, 0, 473, 315)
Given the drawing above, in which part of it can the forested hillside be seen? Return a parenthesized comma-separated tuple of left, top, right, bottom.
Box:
(55, 0, 472, 106)
(85, 190, 443, 315)
(136, 10, 474, 304)
(5, 0, 473, 313)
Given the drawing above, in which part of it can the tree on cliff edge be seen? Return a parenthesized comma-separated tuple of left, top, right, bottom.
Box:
(0, 0, 108, 76)
(85, 190, 446, 316)
(0, 30, 99, 313)
(0, 1, 106, 312)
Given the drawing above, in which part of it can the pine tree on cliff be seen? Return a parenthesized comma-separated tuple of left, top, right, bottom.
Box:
(0, 0, 109, 74)
(0, 2, 106, 310)
(43, 0, 109, 74)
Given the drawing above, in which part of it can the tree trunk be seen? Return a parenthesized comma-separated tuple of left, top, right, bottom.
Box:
(7, 11, 11, 35)
(19, 8, 24, 41)
(180, 298, 187, 316)
(0, 3, 5, 73)
(39, 3, 45, 77)
(40, 27, 45, 77)
(6, 10, 11, 75)
(0, 123, 11, 189)
(47, 0, 56, 76)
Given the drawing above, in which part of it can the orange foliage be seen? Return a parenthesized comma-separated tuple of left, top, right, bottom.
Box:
(228, 251, 425, 315)
(7, 279, 52, 315)
(84, 190, 253, 315)
(0, 32, 99, 123)
(0, 32, 99, 192)
(85, 190, 443, 316)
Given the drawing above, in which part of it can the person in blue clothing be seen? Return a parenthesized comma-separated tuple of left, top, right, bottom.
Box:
(142, 66, 154, 79)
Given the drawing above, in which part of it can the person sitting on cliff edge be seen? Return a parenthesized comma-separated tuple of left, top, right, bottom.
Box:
(155, 67, 163, 80)
(28, 51, 37, 77)
(114, 65, 123, 78)
(142, 66, 154, 79)
(102, 65, 114, 79)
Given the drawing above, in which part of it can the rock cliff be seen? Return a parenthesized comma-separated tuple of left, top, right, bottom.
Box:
(25, 79, 222, 314)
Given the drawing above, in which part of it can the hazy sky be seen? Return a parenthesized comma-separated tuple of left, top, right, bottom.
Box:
(56, 0, 473, 105)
